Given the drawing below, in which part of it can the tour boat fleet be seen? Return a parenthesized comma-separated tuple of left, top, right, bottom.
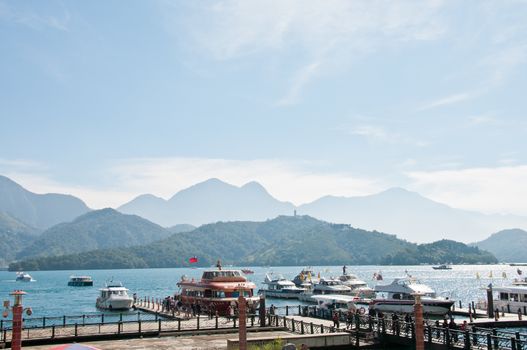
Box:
(96, 281, 134, 310)
(259, 273, 306, 299)
(177, 267, 260, 316)
(491, 277, 527, 312)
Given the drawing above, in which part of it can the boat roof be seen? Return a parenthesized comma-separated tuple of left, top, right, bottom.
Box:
(375, 278, 435, 294)
(494, 286, 527, 293)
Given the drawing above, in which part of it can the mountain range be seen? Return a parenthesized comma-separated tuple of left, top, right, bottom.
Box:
(0, 175, 90, 230)
(2, 174, 527, 245)
(118, 179, 527, 243)
(9, 215, 497, 271)
(118, 178, 294, 227)
(0, 211, 39, 266)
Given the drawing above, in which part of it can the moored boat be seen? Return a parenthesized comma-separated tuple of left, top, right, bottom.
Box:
(68, 275, 93, 287)
(370, 277, 454, 315)
(492, 282, 527, 312)
(260, 273, 306, 299)
(96, 282, 134, 310)
(177, 266, 260, 316)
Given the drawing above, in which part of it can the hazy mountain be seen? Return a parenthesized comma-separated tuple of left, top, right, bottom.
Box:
(0, 175, 90, 230)
(16, 208, 172, 259)
(118, 178, 295, 227)
(167, 224, 196, 233)
(0, 211, 39, 267)
(473, 229, 527, 263)
(298, 187, 527, 243)
(10, 215, 497, 271)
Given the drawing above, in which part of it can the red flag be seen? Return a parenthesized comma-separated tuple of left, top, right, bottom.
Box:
(189, 256, 198, 264)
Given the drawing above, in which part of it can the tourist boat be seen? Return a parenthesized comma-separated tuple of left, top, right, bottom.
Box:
(432, 264, 452, 270)
(15, 272, 33, 282)
(260, 273, 306, 299)
(492, 284, 527, 312)
(95, 282, 134, 310)
(370, 277, 455, 315)
(68, 275, 94, 286)
(177, 267, 260, 316)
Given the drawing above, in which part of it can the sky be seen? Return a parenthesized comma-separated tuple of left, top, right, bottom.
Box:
(1, 0, 527, 215)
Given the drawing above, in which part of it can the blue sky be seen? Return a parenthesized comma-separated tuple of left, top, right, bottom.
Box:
(1, 0, 527, 214)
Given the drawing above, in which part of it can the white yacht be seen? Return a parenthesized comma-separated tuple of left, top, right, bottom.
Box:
(15, 272, 33, 282)
(260, 273, 306, 299)
(96, 282, 134, 310)
(370, 277, 454, 315)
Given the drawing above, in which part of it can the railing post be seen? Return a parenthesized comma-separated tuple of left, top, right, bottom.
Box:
(321, 324, 324, 334)
(298, 305, 301, 315)
(511, 337, 517, 350)
(158, 319, 161, 333)
(286, 306, 289, 316)
(459, 300, 462, 309)
(51, 325, 55, 339)
(118, 321, 121, 334)
(445, 329, 450, 347)
(197, 315, 200, 330)
(493, 329, 498, 349)
(138, 320, 141, 335)
(63, 315, 66, 327)
(427, 325, 432, 344)
(301, 320, 304, 334)
(251, 316, 254, 327)
(138, 311, 141, 321)
(487, 333, 492, 350)
(368, 315, 373, 332)
(310, 322, 314, 334)
(215, 315, 218, 329)
(464, 330, 470, 349)
(74, 323, 78, 337)
(120, 313, 123, 322)
(82, 314, 86, 326)
(42, 316, 46, 328)
(178, 318, 181, 331)
(292, 319, 295, 333)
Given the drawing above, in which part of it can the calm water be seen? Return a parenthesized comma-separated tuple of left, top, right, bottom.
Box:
(0, 264, 522, 319)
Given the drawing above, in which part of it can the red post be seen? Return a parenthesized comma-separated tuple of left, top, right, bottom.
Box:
(414, 293, 424, 350)
(238, 294, 247, 350)
(9, 290, 27, 350)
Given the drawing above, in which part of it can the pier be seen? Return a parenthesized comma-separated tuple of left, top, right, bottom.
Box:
(2, 299, 527, 349)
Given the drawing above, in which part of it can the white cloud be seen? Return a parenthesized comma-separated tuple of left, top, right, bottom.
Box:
(406, 165, 527, 216)
(168, 0, 447, 104)
(418, 92, 475, 111)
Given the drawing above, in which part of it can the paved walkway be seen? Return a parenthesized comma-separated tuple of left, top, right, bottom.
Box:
(22, 331, 294, 350)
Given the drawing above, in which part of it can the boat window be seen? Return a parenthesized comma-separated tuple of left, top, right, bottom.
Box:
(500, 292, 509, 301)
(232, 291, 239, 298)
(510, 293, 519, 302)
(520, 294, 527, 302)
(393, 293, 401, 300)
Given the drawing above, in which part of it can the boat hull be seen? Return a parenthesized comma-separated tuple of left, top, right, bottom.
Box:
(68, 281, 93, 287)
(370, 299, 454, 315)
(96, 296, 134, 310)
(260, 290, 303, 299)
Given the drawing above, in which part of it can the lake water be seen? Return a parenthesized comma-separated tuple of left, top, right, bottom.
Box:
(0, 264, 523, 319)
